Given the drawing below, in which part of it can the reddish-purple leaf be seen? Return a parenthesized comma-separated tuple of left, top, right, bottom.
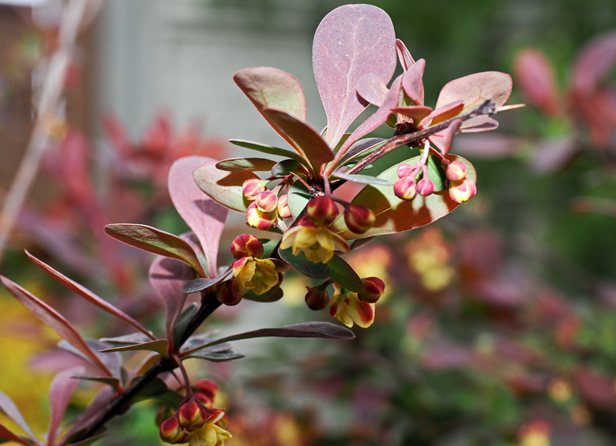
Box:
(169, 156, 229, 277)
(0, 390, 36, 442)
(402, 58, 426, 105)
(149, 256, 195, 348)
(435, 72, 512, 131)
(104, 224, 206, 277)
(336, 76, 402, 159)
(313, 4, 397, 148)
(356, 73, 389, 107)
(454, 134, 521, 158)
(0, 277, 113, 376)
(26, 251, 154, 340)
(98, 339, 169, 356)
(395, 38, 415, 71)
(531, 137, 579, 173)
(62, 387, 114, 441)
(47, 367, 84, 446)
(233, 66, 307, 121)
(514, 49, 561, 116)
(391, 106, 433, 123)
(429, 118, 463, 155)
(571, 31, 616, 94)
(421, 101, 464, 127)
(193, 162, 258, 213)
(262, 108, 334, 174)
(0, 424, 32, 446)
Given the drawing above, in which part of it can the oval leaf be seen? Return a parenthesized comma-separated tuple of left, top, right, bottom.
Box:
(287, 181, 310, 218)
(185, 351, 245, 362)
(105, 224, 206, 277)
(242, 287, 284, 303)
(193, 162, 257, 213)
(229, 139, 309, 167)
(313, 4, 397, 148)
(328, 255, 363, 292)
(332, 171, 393, 186)
(278, 248, 330, 279)
(99, 340, 169, 356)
(271, 159, 306, 177)
(216, 157, 277, 172)
(332, 155, 476, 240)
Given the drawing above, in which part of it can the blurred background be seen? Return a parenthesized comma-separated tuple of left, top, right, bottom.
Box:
(0, 0, 616, 445)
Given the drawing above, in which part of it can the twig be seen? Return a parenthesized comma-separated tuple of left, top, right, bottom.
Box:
(0, 0, 93, 265)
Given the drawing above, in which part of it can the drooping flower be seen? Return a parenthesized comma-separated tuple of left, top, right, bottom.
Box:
(280, 218, 349, 263)
(188, 410, 232, 446)
(329, 283, 375, 328)
(232, 256, 279, 295)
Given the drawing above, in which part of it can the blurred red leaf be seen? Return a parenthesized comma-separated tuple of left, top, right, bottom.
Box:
(514, 49, 561, 116)
(47, 366, 85, 446)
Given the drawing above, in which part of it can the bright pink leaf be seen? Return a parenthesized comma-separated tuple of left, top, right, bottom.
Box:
(514, 49, 561, 116)
(262, 108, 334, 174)
(0, 391, 36, 442)
(26, 251, 155, 340)
(149, 256, 195, 348)
(396, 39, 415, 71)
(168, 156, 229, 277)
(402, 58, 426, 105)
(435, 72, 512, 131)
(0, 277, 113, 377)
(313, 4, 396, 148)
(47, 366, 84, 446)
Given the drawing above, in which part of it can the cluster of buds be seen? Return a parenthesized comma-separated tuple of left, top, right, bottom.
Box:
(393, 161, 435, 201)
(445, 160, 476, 204)
(242, 179, 292, 230)
(216, 234, 282, 305)
(159, 399, 231, 445)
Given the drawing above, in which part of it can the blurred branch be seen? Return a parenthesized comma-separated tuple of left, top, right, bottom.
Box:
(0, 0, 99, 265)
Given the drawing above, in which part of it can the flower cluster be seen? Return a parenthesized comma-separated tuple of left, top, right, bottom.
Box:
(445, 160, 476, 204)
(242, 179, 292, 230)
(328, 278, 385, 328)
(159, 381, 231, 446)
(393, 158, 435, 201)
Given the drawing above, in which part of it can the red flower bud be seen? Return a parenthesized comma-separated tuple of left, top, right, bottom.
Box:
(215, 280, 243, 306)
(307, 196, 339, 226)
(358, 276, 385, 303)
(344, 205, 375, 234)
(193, 379, 218, 404)
(446, 161, 467, 182)
(277, 194, 292, 218)
(246, 202, 276, 230)
(178, 400, 207, 430)
(231, 234, 263, 259)
(304, 286, 330, 310)
(449, 178, 477, 203)
(256, 190, 278, 213)
(393, 176, 417, 201)
(242, 178, 266, 201)
(397, 163, 413, 178)
(159, 417, 189, 444)
(417, 178, 434, 196)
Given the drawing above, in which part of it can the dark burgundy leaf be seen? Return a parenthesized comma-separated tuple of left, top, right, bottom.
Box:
(313, 4, 397, 148)
(0, 424, 31, 445)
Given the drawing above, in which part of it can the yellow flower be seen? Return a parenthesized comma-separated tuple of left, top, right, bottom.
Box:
(329, 284, 375, 328)
(280, 219, 349, 263)
(188, 410, 232, 446)
(232, 256, 279, 295)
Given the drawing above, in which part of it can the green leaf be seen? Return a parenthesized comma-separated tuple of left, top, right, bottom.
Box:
(182, 271, 230, 294)
(328, 255, 363, 292)
(259, 239, 280, 258)
(100, 333, 153, 346)
(338, 138, 385, 166)
(425, 152, 446, 191)
(271, 159, 305, 177)
(216, 157, 277, 172)
(193, 161, 257, 213)
(331, 154, 476, 240)
(229, 139, 308, 167)
(173, 303, 198, 348)
(242, 287, 284, 303)
(332, 171, 393, 186)
(185, 351, 245, 362)
(131, 377, 169, 401)
(104, 224, 206, 277)
(287, 181, 310, 218)
(98, 339, 169, 357)
(73, 376, 122, 388)
(278, 248, 330, 279)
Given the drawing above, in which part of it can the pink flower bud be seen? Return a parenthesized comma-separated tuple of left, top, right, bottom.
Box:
(256, 190, 278, 213)
(449, 178, 477, 203)
(242, 178, 265, 201)
(417, 178, 434, 196)
(159, 417, 189, 444)
(344, 205, 375, 234)
(277, 194, 292, 218)
(307, 196, 339, 226)
(246, 202, 276, 230)
(397, 163, 413, 178)
(193, 379, 218, 404)
(446, 161, 467, 182)
(358, 276, 385, 303)
(231, 234, 264, 259)
(178, 400, 207, 430)
(305, 286, 330, 310)
(215, 280, 243, 306)
(393, 176, 417, 201)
